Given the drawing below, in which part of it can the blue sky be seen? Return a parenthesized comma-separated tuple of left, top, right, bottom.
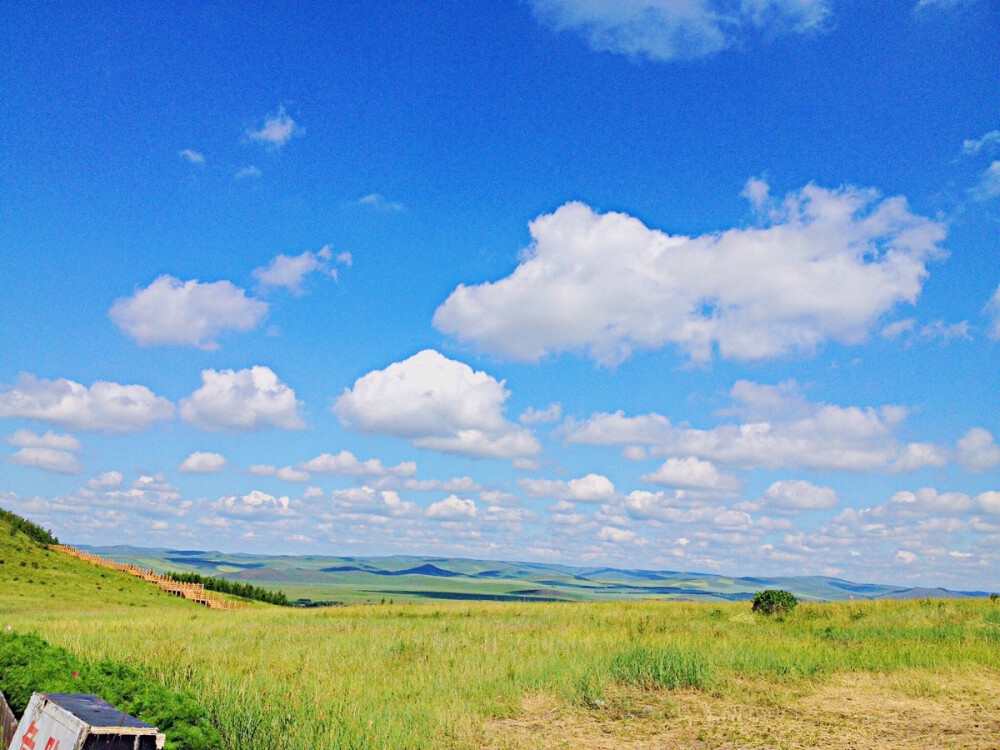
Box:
(1, 0, 998, 589)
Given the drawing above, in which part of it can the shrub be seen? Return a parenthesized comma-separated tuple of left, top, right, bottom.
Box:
(0, 631, 220, 750)
(990, 593, 999, 602)
(751, 589, 798, 615)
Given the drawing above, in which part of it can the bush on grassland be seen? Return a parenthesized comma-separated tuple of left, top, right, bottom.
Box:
(751, 589, 798, 615)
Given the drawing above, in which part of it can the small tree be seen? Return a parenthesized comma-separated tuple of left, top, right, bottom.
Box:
(990, 593, 999, 602)
(751, 589, 798, 615)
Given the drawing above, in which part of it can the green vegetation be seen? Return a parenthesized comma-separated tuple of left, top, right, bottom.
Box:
(2, 513, 999, 747)
(0, 632, 220, 750)
(752, 588, 799, 615)
(0, 507, 57, 546)
(168, 571, 289, 606)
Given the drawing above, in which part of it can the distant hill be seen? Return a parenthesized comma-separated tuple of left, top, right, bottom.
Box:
(82, 545, 991, 606)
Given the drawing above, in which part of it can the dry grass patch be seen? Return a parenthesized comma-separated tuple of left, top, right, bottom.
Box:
(482, 671, 1000, 749)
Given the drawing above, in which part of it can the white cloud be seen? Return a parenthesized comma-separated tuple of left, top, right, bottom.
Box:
(299, 450, 416, 478)
(972, 161, 1000, 200)
(956, 428, 1000, 472)
(741, 175, 770, 208)
(565, 380, 917, 472)
(597, 525, 638, 544)
(334, 350, 540, 459)
(178, 149, 204, 164)
(401, 476, 480, 492)
(531, 0, 830, 61)
(918, 319, 971, 343)
(426, 495, 478, 519)
(246, 106, 301, 148)
(178, 451, 228, 473)
(889, 442, 949, 473)
(276, 466, 310, 482)
(985, 285, 1000, 340)
(356, 193, 405, 212)
(87, 471, 123, 489)
(5, 429, 81, 451)
(641, 456, 739, 493)
(434, 183, 945, 365)
(896, 549, 916, 564)
(252, 246, 338, 294)
(760, 479, 838, 512)
(978, 491, 1000, 515)
(179, 366, 305, 431)
(6, 447, 82, 474)
(519, 403, 562, 424)
(880, 318, 916, 339)
(247, 464, 276, 476)
(0, 374, 174, 432)
(328, 486, 418, 518)
(962, 129, 1000, 156)
(518, 473, 616, 502)
(109, 275, 268, 349)
(221, 490, 290, 511)
(235, 166, 262, 180)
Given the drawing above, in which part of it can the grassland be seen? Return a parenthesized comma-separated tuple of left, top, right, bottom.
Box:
(3, 521, 1000, 748)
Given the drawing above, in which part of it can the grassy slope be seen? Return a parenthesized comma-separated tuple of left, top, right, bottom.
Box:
(6, 522, 1000, 748)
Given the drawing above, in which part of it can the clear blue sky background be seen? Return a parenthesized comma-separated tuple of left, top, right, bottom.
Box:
(1, 0, 998, 588)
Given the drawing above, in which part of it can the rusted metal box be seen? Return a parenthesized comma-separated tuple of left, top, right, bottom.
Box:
(8, 693, 164, 750)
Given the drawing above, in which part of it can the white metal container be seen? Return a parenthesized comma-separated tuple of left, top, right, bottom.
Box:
(8, 693, 164, 750)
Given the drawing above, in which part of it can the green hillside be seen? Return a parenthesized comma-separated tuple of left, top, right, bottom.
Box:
(84, 545, 989, 605)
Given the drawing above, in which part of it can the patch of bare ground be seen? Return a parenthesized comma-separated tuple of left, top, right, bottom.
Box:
(481, 671, 1000, 749)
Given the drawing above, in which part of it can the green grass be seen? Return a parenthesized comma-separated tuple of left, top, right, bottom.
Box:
(3, 518, 1000, 748)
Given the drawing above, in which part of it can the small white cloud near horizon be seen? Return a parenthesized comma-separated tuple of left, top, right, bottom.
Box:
(0, 374, 174, 432)
(334, 350, 540, 459)
(426, 494, 478, 519)
(299, 450, 416, 478)
(179, 366, 306, 431)
(179, 451, 228, 473)
(87, 471, 123, 489)
(434, 181, 946, 366)
(759, 479, 839, 512)
(221, 489, 290, 511)
(246, 106, 302, 149)
(5, 429, 81, 451)
(178, 149, 204, 164)
(110, 275, 268, 350)
(640, 456, 739, 493)
(518, 473, 616, 502)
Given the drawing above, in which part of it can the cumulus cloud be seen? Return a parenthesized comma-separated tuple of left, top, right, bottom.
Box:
(434, 183, 945, 365)
(426, 495, 478, 519)
(178, 451, 228, 473)
(640, 456, 739, 493)
(252, 246, 344, 294)
(299, 450, 416, 478)
(956, 428, 1000, 472)
(889, 442, 949, 473)
(401, 476, 481, 492)
(518, 473, 616, 502)
(759, 479, 838, 512)
(985, 285, 1000, 340)
(531, 0, 830, 61)
(110, 276, 268, 349)
(6, 447, 82, 474)
(0, 374, 174, 432)
(565, 380, 919, 472)
(179, 149, 204, 164)
(5, 429, 81, 451)
(246, 106, 302, 148)
(179, 366, 305, 431)
(334, 350, 540, 459)
(221, 490, 290, 511)
(918, 319, 971, 343)
(328, 486, 418, 518)
(519, 403, 562, 424)
(87, 471, 123, 489)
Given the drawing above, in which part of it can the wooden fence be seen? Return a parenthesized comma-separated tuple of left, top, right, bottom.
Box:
(52, 546, 249, 611)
